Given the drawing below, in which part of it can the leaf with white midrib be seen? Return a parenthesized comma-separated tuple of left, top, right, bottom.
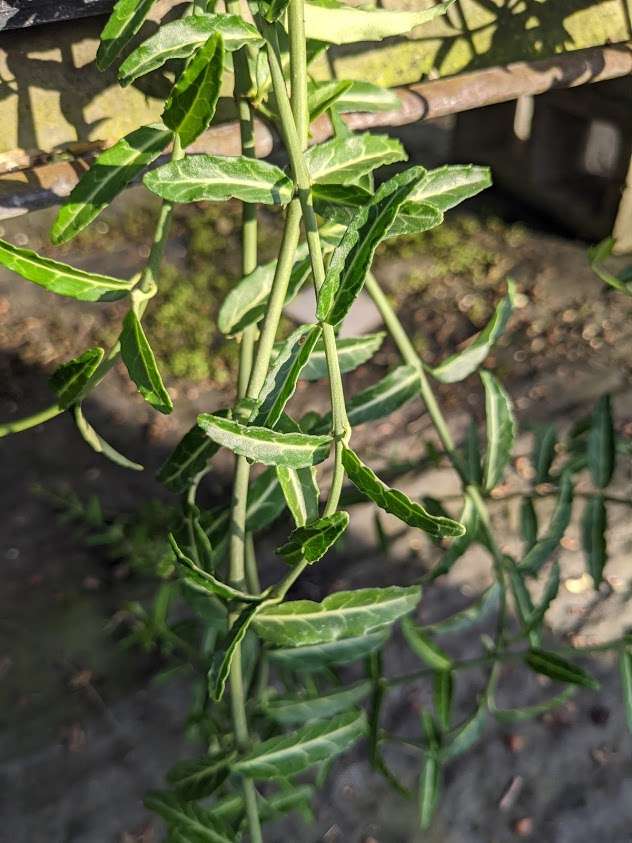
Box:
(481, 371, 515, 491)
(120, 310, 173, 414)
(49, 347, 104, 409)
(267, 627, 389, 671)
(305, 133, 407, 185)
(234, 709, 366, 778)
(265, 680, 371, 725)
(144, 791, 232, 842)
(300, 332, 385, 381)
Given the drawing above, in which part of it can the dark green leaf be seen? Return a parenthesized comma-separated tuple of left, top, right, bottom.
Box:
(524, 561, 560, 638)
(429, 280, 516, 383)
(421, 584, 500, 635)
(0, 238, 132, 302)
(267, 627, 389, 672)
(144, 155, 294, 205)
(491, 687, 576, 723)
(120, 310, 173, 414)
(162, 33, 224, 148)
(301, 332, 385, 381)
(588, 395, 615, 488)
(197, 414, 331, 468)
(254, 585, 421, 647)
(74, 405, 143, 471)
(402, 617, 452, 671)
(317, 166, 428, 326)
(525, 648, 599, 690)
(157, 422, 222, 493)
(434, 671, 453, 731)
(342, 447, 465, 538)
(419, 753, 441, 831)
(305, 132, 406, 186)
(521, 473, 573, 575)
(343, 365, 420, 428)
(265, 680, 371, 725)
(276, 511, 349, 566)
(118, 14, 263, 84)
(533, 423, 557, 484)
(144, 791, 232, 842)
(520, 497, 538, 551)
(428, 495, 479, 580)
(234, 709, 366, 779)
(307, 80, 353, 122)
(581, 494, 607, 588)
(166, 753, 233, 802)
(312, 183, 373, 225)
(97, 0, 155, 71)
(49, 347, 104, 409)
(208, 603, 262, 701)
(481, 371, 516, 490)
(275, 465, 320, 527)
(169, 535, 262, 603)
(51, 125, 172, 244)
(442, 702, 486, 760)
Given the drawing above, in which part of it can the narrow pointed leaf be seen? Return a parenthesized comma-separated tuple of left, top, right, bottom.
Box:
(409, 164, 492, 212)
(157, 422, 223, 493)
(305, 133, 407, 186)
(96, 0, 155, 71)
(525, 648, 599, 690)
(620, 648, 632, 734)
(428, 495, 479, 580)
(589, 236, 632, 294)
(301, 332, 385, 381)
(167, 753, 233, 802)
(49, 347, 104, 409)
(120, 310, 173, 414)
(402, 617, 452, 671)
(430, 281, 516, 383)
(255, 324, 322, 428)
(308, 79, 353, 122)
(277, 511, 349, 566)
(336, 365, 420, 429)
(434, 671, 453, 731)
(318, 166, 427, 325)
(524, 561, 560, 638)
(162, 33, 224, 149)
(0, 239, 132, 302)
(208, 603, 261, 701)
(521, 473, 573, 575)
(533, 423, 557, 484)
(304, 0, 454, 45)
(234, 709, 366, 779)
(267, 628, 389, 671)
(265, 680, 371, 725)
(422, 584, 500, 635)
(254, 585, 421, 648)
(491, 687, 576, 723)
(144, 791, 232, 843)
(169, 535, 262, 603)
(588, 395, 615, 488)
(198, 414, 330, 468)
(342, 448, 464, 538)
(520, 497, 538, 550)
(581, 494, 607, 588)
(481, 371, 515, 490)
(419, 753, 441, 831)
(144, 155, 294, 205)
(52, 126, 172, 244)
(275, 464, 319, 527)
(74, 405, 143, 471)
(442, 703, 487, 760)
(118, 14, 263, 84)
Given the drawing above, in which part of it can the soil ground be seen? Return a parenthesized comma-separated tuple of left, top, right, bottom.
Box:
(2, 181, 632, 843)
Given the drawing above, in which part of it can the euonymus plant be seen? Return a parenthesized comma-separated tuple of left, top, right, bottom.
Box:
(2, 0, 632, 839)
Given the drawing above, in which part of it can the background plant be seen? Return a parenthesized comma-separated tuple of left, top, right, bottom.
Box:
(2, 0, 632, 840)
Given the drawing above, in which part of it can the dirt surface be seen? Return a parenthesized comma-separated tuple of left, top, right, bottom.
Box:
(2, 190, 632, 843)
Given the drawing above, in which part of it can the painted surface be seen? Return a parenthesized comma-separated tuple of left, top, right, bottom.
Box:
(0, 0, 630, 155)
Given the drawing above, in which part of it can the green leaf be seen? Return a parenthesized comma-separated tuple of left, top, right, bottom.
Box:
(0, 238, 133, 302)
(51, 125, 172, 244)
(533, 423, 557, 484)
(520, 497, 538, 551)
(525, 561, 560, 639)
(308, 80, 353, 122)
(521, 473, 573, 575)
(303, 332, 385, 382)
(246, 466, 287, 531)
(334, 81, 402, 113)
(276, 512, 349, 566)
(304, 0, 454, 45)
(120, 310, 173, 414)
(442, 703, 486, 761)
(588, 395, 615, 488)
(254, 584, 421, 647)
(96, 0, 155, 71)
(275, 465, 320, 527)
(118, 14, 263, 84)
(49, 347, 104, 409)
(428, 495, 479, 580)
(219, 247, 311, 335)
(491, 687, 576, 723)
(342, 365, 420, 428)
(317, 166, 427, 325)
(305, 133, 407, 186)
(162, 33, 224, 149)
(166, 753, 233, 802)
(589, 236, 632, 294)
(312, 183, 373, 225)
(145, 791, 232, 843)
(208, 603, 261, 701)
(197, 414, 331, 468)
(433, 671, 453, 731)
(525, 648, 599, 690)
(169, 535, 262, 603)
(265, 680, 371, 725)
(408, 164, 492, 212)
(234, 709, 366, 779)
(260, 0, 291, 22)
(255, 325, 322, 428)
(620, 648, 632, 734)
(74, 405, 143, 471)
(429, 281, 516, 383)
(157, 422, 222, 493)
(402, 617, 453, 671)
(266, 628, 389, 672)
(342, 448, 465, 538)
(421, 584, 500, 635)
(386, 202, 443, 239)
(210, 784, 315, 827)
(581, 494, 607, 588)
(419, 752, 441, 831)
(144, 155, 294, 205)
(481, 371, 516, 491)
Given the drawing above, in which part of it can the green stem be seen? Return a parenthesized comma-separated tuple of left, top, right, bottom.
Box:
(0, 402, 64, 437)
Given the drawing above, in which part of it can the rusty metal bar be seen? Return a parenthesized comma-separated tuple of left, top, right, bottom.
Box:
(2, 41, 631, 221)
